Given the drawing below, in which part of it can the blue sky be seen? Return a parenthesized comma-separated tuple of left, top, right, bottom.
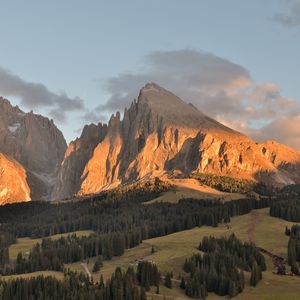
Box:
(0, 0, 300, 147)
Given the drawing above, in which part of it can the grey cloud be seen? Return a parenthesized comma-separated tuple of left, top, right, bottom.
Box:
(80, 110, 107, 124)
(0, 66, 85, 122)
(272, 0, 300, 27)
(253, 115, 300, 150)
(98, 49, 251, 115)
(98, 49, 300, 149)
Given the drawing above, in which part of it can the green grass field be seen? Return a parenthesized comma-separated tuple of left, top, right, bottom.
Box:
(97, 208, 300, 300)
(5, 209, 300, 299)
(0, 271, 64, 281)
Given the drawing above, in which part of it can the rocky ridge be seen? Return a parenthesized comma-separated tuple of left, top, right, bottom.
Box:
(1, 83, 300, 204)
(54, 83, 300, 199)
(0, 97, 67, 202)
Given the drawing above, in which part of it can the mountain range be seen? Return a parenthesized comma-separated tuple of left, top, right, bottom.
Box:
(1, 83, 300, 205)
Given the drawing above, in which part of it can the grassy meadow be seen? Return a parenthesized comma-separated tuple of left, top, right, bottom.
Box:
(4, 208, 300, 299)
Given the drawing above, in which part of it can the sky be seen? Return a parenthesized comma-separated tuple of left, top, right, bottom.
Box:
(0, 0, 300, 148)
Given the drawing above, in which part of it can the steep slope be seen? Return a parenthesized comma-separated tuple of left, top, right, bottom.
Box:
(0, 97, 67, 202)
(53, 83, 300, 199)
(0, 154, 30, 205)
(52, 123, 108, 199)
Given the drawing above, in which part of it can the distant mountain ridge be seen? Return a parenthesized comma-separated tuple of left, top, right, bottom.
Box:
(0, 83, 300, 204)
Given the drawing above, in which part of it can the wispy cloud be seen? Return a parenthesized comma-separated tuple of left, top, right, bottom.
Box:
(272, 0, 300, 27)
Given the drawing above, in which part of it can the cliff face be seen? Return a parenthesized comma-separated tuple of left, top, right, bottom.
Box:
(53, 83, 300, 199)
(52, 123, 108, 199)
(0, 154, 30, 205)
(0, 97, 67, 202)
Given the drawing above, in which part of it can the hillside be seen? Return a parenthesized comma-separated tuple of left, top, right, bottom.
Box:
(3, 208, 300, 300)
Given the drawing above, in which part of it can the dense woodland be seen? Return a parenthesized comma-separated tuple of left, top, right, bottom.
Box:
(182, 234, 266, 298)
(2, 232, 140, 275)
(0, 263, 159, 300)
(0, 193, 269, 275)
(0, 233, 15, 267)
(191, 173, 273, 195)
(285, 225, 300, 275)
(270, 198, 300, 222)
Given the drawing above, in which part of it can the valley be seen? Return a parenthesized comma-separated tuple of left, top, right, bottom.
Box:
(2, 201, 300, 299)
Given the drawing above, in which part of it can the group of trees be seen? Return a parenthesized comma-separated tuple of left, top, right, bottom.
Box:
(1, 196, 269, 241)
(191, 172, 273, 195)
(2, 232, 140, 275)
(181, 234, 266, 298)
(285, 225, 300, 275)
(0, 265, 158, 300)
(92, 256, 103, 273)
(270, 198, 300, 222)
(136, 261, 160, 291)
(0, 232, 15, 267)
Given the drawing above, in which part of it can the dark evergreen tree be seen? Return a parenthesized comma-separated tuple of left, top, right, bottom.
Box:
(164, 272, 172, 289)
(180, 277, 186, 289)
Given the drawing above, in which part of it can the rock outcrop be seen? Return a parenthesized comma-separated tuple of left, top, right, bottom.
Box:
(52, 123, 108, 199)
(54, 83, 300, 199)
(0, 97, 67, 202)
(0, 154, 30, 205)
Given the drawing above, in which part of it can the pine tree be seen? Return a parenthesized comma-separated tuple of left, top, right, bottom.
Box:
(92, 256, 103, 273)
(151, 245, 155, 254)
(185, 279, 193, 297)
(164, 272, 172, 289)
(156, 284, 160, 294)
(229, 280, 238, 297)
(140, 287, 147, 300)
(250, 262, 259, 287)
(180, 277, 186, 289)
(99, 274, 105, 288)
(291, 262, 300, 275)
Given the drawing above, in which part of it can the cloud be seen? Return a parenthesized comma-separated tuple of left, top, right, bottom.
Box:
(0, 66, 85, 122)
(250, 115, 300, 149)
(99, 49, 300, 150)
(272, 0, 300, 27)
(98, 49, 251, 114)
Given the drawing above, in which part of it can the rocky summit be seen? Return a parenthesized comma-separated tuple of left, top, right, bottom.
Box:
(0, 97, 67, 202)
(1, 83, 300, 204)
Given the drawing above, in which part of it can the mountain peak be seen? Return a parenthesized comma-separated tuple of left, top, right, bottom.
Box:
(0, 96, 23, 115)
(137, 83, 236, 134)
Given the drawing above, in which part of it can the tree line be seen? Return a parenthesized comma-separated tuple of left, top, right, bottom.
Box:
(0, 262, 160, 300)
(191, 172, 274, 195)
(2, 231, 141, 275)
(270, 198, 300, 222)
(181, 234, 266, 298)
(0, 232, 15, 267)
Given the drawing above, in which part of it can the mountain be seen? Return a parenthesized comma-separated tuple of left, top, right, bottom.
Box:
(53, 83, 300, 199)
(1, 84, 299, 204)
(0, 97, 67, 203)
